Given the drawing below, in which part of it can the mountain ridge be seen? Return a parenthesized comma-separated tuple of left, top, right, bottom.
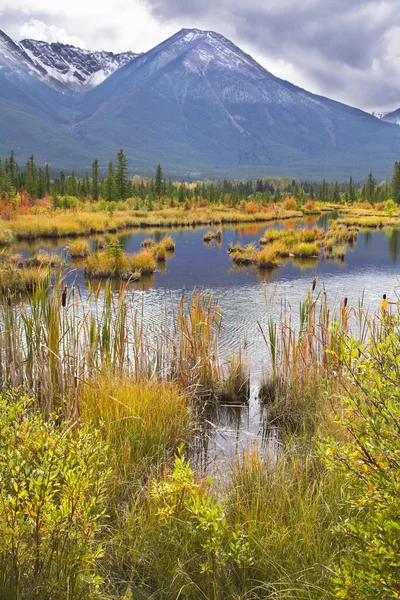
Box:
(0, 26, 399, 179)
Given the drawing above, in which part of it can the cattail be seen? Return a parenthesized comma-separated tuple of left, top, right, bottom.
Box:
(61, 285, 67, 308)
(312, 277, 317, 291)
(343, 297, 348, 308)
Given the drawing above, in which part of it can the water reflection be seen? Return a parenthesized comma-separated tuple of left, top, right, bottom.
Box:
(388, 228, 400, 264)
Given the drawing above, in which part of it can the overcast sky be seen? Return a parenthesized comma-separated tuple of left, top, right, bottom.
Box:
(1, 0, 399, 113)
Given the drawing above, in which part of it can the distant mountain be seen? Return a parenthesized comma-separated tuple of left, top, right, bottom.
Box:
(74, 28, 400, 178)
(0, 27, 400, 179)
(382, 108, 400, 126)
(20, 39, 139, 91)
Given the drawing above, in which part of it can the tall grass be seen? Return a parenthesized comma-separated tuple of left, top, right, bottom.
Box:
(0, 278, 248, 413)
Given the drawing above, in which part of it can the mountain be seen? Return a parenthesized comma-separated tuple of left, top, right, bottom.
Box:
(19, 39, 139, 91)
(1, 27, 400, 179)
(0, 31, 97, 164)
(73, 28, 400, 178)
(382, 109, 400, 126)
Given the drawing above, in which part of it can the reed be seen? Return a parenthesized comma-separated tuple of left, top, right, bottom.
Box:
(0, 278, 248, 414)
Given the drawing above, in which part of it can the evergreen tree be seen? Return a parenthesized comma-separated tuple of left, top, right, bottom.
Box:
(37, 168, 46, 199)
(366, 171, 376, 204)
(391, 161, 400, 204)
(45, 164, 51, 195)
(92, 159, 99, 201)
(67, 170, 78, 197)
(25, 155, 37, 198)
(115, 149, 128, 201)
(9, 150, 16, 189)
(155, 164, 164, 199)
(178, 182, 186, 203)
(105, 161, 118, 202)
(349, 176, 357, 203)
(332, 182, 341, 204)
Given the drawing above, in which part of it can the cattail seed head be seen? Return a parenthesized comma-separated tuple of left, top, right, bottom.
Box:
(61, 285, 67, 308)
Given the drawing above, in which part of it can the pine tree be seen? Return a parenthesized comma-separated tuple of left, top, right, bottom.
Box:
(155, 164, 164, 199)
(67, 170, 78, 197)
(92, 159, 99, 201)
(366, 171, 376, 204)
(59, 170, 66, 196)
(115, 149, 128, 201)
(349, 176, 357, 203)
(37, 168, 46, 199)
(9, 150, 16, 189)
(45, 164, 51, 195)
(105, 161, 117, 202)
(332, 182, 341, 204)
(178, 182, 186, 203)
(25, 155, 37, 198)
(391, 161, 400, 204)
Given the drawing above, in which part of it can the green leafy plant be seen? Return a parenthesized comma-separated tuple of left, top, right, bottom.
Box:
(0, 394, 110, 600)
(323, 317, 400, 599)
(149, 448, 253, 599)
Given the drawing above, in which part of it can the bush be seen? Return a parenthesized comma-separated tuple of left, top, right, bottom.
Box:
(119, 449, 253, 599)
(323, 317, 400, 599)
(283, 196, 297, 211)
(0, 394, 110, 600)
(384, 199, 397, 217)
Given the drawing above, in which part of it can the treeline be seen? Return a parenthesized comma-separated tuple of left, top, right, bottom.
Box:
(1, 149, 400, 205)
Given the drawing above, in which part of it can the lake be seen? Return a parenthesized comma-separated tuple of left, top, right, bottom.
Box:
(12, 213, 400, 469)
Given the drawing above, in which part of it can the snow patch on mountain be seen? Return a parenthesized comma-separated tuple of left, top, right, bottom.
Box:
(20, 38, 139, 90)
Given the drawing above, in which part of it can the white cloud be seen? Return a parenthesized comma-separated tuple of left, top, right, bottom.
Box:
(19, 19, 85, 46)
(0, 0, 179, 53)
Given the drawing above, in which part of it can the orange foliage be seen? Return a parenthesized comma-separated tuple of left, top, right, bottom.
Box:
(283, 196, 297, 211)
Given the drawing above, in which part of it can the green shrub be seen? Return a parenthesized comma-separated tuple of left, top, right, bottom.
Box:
(0, 394, 110, 600)
(119, 449, 253, 599)
(323, 317, 400, 599)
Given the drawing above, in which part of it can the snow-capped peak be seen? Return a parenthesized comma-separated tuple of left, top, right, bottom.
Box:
(19, 38, 139, 91)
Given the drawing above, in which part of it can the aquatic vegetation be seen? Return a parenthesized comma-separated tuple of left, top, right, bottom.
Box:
(0, 273, 398, 599)
(141, 237, 155, 248)
(326, 243, 346, 260)
(25, 250, 63, 267)
(290, 241, 320, 257)
(153, 243, 167, 262)
(260, 227, 323, 255)
(257, 246, 279, 268)
(0, 266, 50, 292)
(84, 248, 155, 279)
(69, 239, 91, 257)
(203, 228, 222, 242)
(129, 249, 156, 275)
(159, 235, 175, 251)
(229, 243, 260, 265)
